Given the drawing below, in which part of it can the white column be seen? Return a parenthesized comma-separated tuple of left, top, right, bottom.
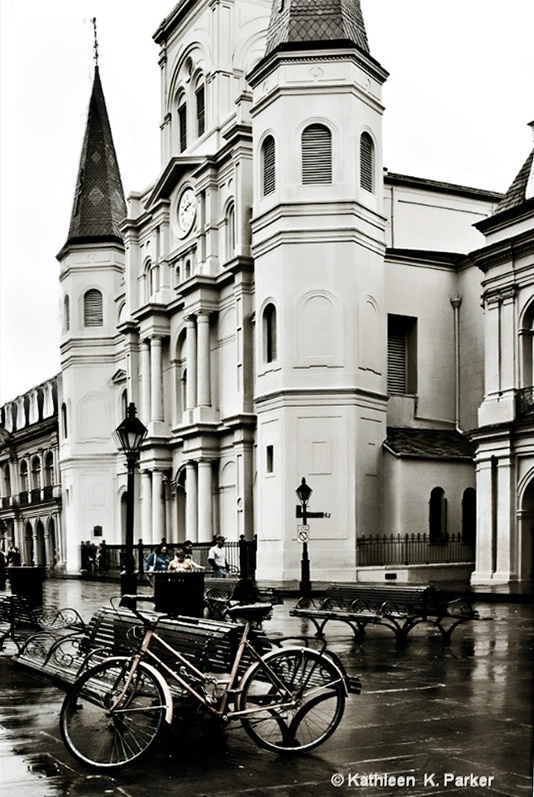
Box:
(197, 460, 213, 542)
(185, 461, 198, 541)
(141, 471, 152, 547)
(141, 341, 151, 423)
(471, 458, 494, 584)
(151, 470, 165, 545)
(197, 312, 211, 407)
(150, 337, 164, 422)
(494, 456, 516, 582)
(484, 294, 501, 397)
(500, 289, 516, 393)
(185, 317, 197, 411)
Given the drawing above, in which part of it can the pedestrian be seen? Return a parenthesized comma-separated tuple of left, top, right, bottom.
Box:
(207, 536, 229, 578)
(96, 539, 108, 571)
(168, 548, 194, 572)
(182, 540, 205, 571)
(7, 546, 21, 567)
(144, 544, 171, 572)
(0, 549, 5, 588)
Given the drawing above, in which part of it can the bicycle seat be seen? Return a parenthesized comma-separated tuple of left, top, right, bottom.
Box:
(226, 603, 273, 622)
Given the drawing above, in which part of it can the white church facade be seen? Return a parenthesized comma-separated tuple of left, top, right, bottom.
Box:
(1, 0, 533, 590)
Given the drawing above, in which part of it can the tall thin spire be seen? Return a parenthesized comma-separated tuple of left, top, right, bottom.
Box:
(62, 57, 127, 251)
(92, 17, 99, 67)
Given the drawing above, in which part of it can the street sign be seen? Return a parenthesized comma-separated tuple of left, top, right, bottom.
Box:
(297, 525, 309, 543)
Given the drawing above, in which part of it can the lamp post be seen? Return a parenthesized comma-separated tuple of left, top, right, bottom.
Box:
(113, 403, 148, 596)
(296, 477, 312, 595)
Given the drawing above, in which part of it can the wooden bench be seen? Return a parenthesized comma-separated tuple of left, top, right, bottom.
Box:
(0, 594, 86, 653)
(290, 583, 480, 644)
(16, 604, 271, 691)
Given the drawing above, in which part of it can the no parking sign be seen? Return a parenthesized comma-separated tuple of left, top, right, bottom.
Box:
(297, 525, 309, 543)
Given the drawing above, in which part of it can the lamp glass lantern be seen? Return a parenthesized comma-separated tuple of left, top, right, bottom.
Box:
(113, 403, 148, 460)
(296, 477, 312, 506)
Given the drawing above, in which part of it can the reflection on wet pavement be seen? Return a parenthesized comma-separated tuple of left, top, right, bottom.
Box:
(0, 579, 532, 796)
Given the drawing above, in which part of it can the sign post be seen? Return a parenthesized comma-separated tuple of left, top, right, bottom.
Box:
(295, 478, 328, 596)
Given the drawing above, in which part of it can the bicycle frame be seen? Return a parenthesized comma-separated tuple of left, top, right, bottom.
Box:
(110, 617, 323, 724)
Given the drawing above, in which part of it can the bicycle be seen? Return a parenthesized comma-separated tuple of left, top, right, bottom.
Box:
(60, 595, 361, 769)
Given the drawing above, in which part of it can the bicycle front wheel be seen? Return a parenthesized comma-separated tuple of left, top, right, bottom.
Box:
(60, 657, 168, 769)
(239, 647, 346, 753)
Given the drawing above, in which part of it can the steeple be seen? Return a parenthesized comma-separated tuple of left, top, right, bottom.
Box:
(494, 121, 534, 214)
(265, 0, 370, 57)
(63, 65, 126, 249)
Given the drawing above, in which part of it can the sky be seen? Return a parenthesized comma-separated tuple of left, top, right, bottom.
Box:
(0, 0, 533, 405)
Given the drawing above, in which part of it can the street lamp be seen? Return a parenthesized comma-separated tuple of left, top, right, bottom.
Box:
(113, 403, 148, 595)
(296, 477, 312, 595)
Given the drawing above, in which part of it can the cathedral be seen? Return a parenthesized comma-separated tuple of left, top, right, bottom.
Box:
(1, 0, 533, 589)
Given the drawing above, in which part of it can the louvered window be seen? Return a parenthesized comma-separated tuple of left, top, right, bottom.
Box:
(262, 136, 276, 196)
(360, 132, 374, 192)
(178, 103, 187, 152)
(196, 86, 205, 137)
(387, 314, 417, 394)
(302, 124, 332, 184)
(84, 289, 103, 327)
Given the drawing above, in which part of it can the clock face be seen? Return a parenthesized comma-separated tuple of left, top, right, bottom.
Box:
(178, 188, 196, 234)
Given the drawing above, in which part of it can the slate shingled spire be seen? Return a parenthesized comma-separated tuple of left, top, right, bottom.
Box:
(495, 122, 534, 213)
(265, 0, 370, 57)
(65, 66, 126, 247)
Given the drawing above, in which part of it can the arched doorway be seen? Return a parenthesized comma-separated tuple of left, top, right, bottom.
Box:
(519, 478, 534, 584)
(47, 517, 57, 568)
(24, 522, 34, 565)
(35, 520, 46, 566)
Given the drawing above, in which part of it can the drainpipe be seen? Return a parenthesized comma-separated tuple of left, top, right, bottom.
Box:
(450, 297, 463, 430)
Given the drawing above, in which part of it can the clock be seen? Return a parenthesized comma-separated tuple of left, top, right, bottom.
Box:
(178, 188, 196, 235)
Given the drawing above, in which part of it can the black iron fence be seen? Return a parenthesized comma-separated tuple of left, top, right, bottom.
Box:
(81, 537, 257, 579)
(357, 533, 475, 567)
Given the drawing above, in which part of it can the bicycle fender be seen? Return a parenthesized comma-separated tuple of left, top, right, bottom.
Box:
(101, 657, 174, 725)
(139, 661, 174, 724)
(239, 646, 350, 697)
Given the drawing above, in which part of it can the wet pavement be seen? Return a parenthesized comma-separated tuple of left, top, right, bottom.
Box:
(0, 578, 532, 797)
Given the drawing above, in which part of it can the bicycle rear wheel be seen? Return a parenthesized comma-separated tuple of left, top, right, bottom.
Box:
(239, 647, 346, 753)
(60, 657, 167, 768)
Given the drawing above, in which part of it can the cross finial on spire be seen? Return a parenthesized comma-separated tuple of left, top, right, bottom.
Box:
(92, 17, 99, 66)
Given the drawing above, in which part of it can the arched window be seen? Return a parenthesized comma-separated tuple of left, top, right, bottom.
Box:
(84, 289, 103, 327)
(31, 456, 41, 490)
(262, 136, 276, 196)
(462, 488, 476, 544)
(61, 403, 68, 439)
(360, 132, 374, 192)
(195, 83, 205, 137)
(178, 96, 187, 152)
(121, 389, 128, 417)
(226, 203, 236, 261)
(302, 124, 332, 184)
(45, 452, 54, 488)
(149, 262, 160, 295)
(63, 295, 70, 332)
(19, 460, 28, 492)
(263, 303, 277, 363)
(429, 487, 446, 542)
(3, 464, 11, 497)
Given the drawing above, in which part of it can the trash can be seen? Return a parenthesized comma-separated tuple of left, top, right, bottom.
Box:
(153, 571, 205, 617)
(8, 566, 45, 609)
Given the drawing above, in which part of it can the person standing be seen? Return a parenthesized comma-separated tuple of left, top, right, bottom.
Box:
(207, 536, 228, 578)
(144, 544, 171, 572)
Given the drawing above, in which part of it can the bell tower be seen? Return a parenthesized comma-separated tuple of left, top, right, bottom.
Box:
(249, 0, 389, 580)
(56, 26, 127, 573)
